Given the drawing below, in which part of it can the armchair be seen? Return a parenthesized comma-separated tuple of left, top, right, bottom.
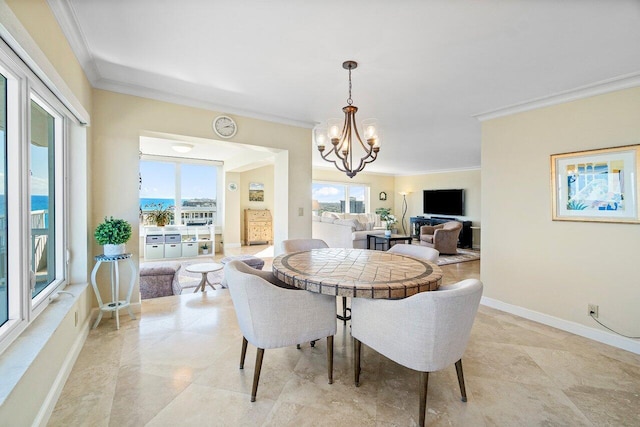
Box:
(351, 279, 483, 426)
(419, 221, 462, 255)
(224, 260, 337, 401)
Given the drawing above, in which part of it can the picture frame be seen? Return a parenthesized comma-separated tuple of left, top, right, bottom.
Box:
(379, 191, 387, 201)
(249, 182, 265, 202)
(550, 144, 640, 223)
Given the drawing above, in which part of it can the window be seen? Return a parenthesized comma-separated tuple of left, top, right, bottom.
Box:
(312, 181, 369, 215)
(140, 159, 218, 226)
(0, 74, 7, 327)
(0, 41, 70, 352)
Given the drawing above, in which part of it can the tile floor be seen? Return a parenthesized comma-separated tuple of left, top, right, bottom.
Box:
(49, 246, 640, 426)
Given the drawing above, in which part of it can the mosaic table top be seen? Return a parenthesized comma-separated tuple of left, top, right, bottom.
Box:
(272, 248, 443, 299)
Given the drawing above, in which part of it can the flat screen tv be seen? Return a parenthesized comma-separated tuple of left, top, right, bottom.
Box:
(423, 189, 464, 216)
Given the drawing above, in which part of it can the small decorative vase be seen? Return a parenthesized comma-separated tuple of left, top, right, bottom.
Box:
(385, 230, 391, 237)
(104, 243, 125, 256)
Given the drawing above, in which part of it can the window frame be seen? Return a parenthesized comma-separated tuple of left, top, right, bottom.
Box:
(139, 154, 222, 226)
(312, 180, 370, 214)
(0, 39, 70, 354)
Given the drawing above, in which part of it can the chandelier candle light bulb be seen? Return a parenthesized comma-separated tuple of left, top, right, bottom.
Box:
(315, 60, 381, 178)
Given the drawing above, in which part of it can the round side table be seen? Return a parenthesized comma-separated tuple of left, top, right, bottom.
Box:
(185, 262, 224, 292)
(90, 253, 137, 330)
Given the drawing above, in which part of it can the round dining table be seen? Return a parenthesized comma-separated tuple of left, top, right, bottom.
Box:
(272, 248, 443, 299)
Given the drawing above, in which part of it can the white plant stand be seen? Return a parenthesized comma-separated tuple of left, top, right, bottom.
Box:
(90, 253, 137, 330)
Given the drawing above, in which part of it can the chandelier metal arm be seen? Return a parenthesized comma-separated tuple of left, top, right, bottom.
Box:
(315, 60, 381, 178)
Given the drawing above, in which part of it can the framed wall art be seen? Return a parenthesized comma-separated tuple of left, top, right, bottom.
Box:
(551, 144, 640, 223)
(249, 182, 265, 202)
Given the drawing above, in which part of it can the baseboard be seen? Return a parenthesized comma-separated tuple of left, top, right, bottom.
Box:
(34, 315, 91, 427)
(481, 297, 640, 355)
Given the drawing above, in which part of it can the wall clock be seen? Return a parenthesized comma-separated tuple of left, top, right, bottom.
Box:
(213, 115, 237, 138)
(379, 191, 387, 201)
(227, 182, 238, 191)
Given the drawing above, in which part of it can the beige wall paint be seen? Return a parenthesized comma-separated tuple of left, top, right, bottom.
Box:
(0, 1, 93, 424)
(482, 86, 640, 339)
(312, 168, 396, 214)
(240, 165, 274, 244)
(394, 170, 481, 241)
(6, 0, 92, 111)
(224, 172, 242, 247)
(91, 89, 311, 300)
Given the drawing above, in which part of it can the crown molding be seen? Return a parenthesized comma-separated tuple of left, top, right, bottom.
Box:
(95, 77, 315, 129)
(393, 165, 481, 177)
(474, 71, 640, 122)
(47, 0, 100, 84)
(0, 0, 89, 124)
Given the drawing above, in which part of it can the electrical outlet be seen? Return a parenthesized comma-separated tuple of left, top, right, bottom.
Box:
(588, 304, 599, 318)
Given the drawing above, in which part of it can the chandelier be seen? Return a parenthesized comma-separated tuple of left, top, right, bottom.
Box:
(314, 60, 381, 178)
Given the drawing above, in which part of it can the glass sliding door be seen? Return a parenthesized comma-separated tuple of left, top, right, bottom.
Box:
(30, 99, 56, 298)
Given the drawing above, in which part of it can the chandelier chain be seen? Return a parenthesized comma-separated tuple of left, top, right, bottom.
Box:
(347, 66, 353, 106)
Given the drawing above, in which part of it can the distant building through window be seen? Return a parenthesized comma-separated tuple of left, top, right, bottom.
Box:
(140, 160, 218, 226)
(312, 182, 368, 215)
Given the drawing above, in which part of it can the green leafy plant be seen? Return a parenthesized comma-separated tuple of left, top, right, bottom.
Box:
(375, 207, 396, 229)
(201, 243, 209, 250)
(144, 203, 174, 226)
(384, 214, 397, 230)
(94, 217, 132, 245)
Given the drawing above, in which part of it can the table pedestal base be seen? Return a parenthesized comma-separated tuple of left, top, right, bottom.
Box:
(194, 273, 218, 293)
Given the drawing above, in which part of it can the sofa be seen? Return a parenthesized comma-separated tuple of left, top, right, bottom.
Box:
(139, 261, 181, 299)
(312, 212, 387, 249)
(419, 221, 462, 254)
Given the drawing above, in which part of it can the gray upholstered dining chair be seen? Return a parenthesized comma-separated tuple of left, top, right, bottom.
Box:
(351, 279, 483, 427)
(281, 238, 351, 325)
(386, 244, 439, 263)
(224, 260, 337, 402)
(282, 238, 329, 253)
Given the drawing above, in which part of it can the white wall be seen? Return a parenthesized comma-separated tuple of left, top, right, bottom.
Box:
(481, 86, 640, 352)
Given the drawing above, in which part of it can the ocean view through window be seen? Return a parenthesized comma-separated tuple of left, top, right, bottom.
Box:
(0, 40, 71, 353)
(140, 160, 217, 226)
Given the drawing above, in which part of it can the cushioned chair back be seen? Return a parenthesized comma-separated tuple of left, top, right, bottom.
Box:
(282, 238, 329, 253)
(443, 221, 462, 230)
(225, 260, 337, 349)
(351, 279, 482, 372)
(386, 244, 439, 262)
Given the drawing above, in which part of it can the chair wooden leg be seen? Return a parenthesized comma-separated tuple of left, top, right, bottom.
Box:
(455, 359, 467, 402)
(240, 337, 248, 369)
(327, 335, 334, 384)
(251, 348, 264, 402)
(419, 371, 429, 427)
(354, 337, 361, 387)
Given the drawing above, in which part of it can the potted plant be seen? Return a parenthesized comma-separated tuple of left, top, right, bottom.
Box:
(375, 208, 397, 236)
(144, 203, 174, 227)
(95, 216, 132, 256)
(201, 243, 210, 255)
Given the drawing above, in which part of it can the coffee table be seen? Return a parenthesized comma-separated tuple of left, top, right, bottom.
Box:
(367, 234, 412, 250)
(184, 262, 224, 292)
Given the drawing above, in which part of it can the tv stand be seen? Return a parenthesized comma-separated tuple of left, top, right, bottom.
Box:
(410, 216, 472, 249)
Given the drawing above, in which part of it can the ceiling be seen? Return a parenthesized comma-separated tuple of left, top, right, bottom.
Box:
(51, 0, 640, 175)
